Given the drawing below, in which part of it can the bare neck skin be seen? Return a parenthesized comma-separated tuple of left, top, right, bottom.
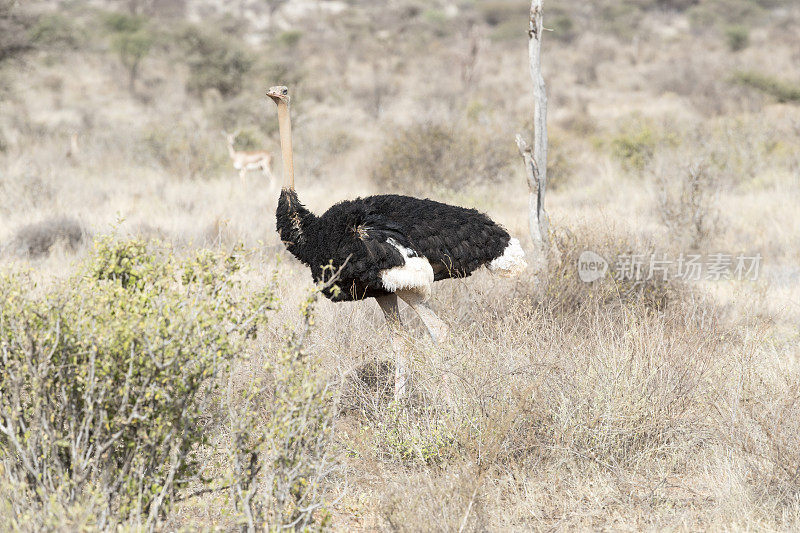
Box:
(276, 99, 295, 190)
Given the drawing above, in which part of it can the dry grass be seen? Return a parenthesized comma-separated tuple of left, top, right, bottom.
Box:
(1, 0, 800, 530)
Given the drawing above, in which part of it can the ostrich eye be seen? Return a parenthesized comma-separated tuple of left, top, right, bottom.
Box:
(282, 88, 288, 95)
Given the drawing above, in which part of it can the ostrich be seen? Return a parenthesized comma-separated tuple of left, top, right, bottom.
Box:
(266, 86, 527, 399)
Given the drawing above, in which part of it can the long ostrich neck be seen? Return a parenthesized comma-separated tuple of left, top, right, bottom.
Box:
(276, 99, 295, 190)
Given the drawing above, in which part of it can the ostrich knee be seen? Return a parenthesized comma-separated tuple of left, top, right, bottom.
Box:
(397, 289, 449, 343)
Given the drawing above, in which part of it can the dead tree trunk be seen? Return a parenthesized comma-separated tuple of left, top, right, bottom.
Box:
(518, 0, 549, 255)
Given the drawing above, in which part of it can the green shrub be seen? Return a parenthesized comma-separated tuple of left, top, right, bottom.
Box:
(103, 12, 146, 34)
(371, 122, 514, 194)
(610, 124, 658, 172)
(733, 71, 800, 103)
(0, 237, 274, 527)
(277, 29, 303, 47)
(180, 26, 253, 97)
(29, 13, 80, 48)
(724, 24, 749, 52)
(607, 118, 681, 173)
(102, 12, 153, 92)
(226, 274, 339, 529)
(378, 405, 456, 464)
(111, 28, 153, 92)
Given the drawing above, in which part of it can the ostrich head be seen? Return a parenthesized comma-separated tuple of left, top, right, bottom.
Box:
(266, 85, 290, 104)
(267, 85, 294, 190)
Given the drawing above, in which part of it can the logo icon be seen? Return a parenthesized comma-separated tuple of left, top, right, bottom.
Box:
(577, 250, 608, 283)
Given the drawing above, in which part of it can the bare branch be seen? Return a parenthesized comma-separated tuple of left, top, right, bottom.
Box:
(518, 0, 550, 254)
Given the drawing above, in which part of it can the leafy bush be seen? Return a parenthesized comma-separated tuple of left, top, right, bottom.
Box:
(226, 274, 340, 529)
(277, 29, 303, 47)
(11, 215, 87, 257)
(103, 12, 147, 34)
(610, 123, 658, 172)
(607, 118, 681, 173)
(112, 29, 153, 92)
(29, 13, 81, 48)
(371, 122, 514, 194)
(180, 26, 253, 97)
(0, 237, 274, 528)
(104, 13, 153, 92)
(378, 406, 456, 464)
(733, 71, 800, 103)
(724, 24, 749, 52)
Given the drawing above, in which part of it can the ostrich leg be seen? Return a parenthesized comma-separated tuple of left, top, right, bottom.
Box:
(397, 290, 449, 342)
(376, 293, 408, 400)
(397, 289, 453, 404)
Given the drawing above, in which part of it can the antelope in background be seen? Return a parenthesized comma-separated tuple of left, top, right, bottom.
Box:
(223, 130, 274, 186)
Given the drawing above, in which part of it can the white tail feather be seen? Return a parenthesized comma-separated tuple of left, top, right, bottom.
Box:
(488, 238, 527, 277)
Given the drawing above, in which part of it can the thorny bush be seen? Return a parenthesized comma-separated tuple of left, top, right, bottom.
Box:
(0, 237, 274, 528)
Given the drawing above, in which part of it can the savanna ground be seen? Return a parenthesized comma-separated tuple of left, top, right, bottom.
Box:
(1, 0, 800, 530)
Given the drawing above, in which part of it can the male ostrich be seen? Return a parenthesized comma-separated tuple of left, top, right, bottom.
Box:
(267, 86, 526, 399)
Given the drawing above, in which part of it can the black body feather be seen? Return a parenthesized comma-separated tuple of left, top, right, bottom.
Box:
(276, 189, 511, 301)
